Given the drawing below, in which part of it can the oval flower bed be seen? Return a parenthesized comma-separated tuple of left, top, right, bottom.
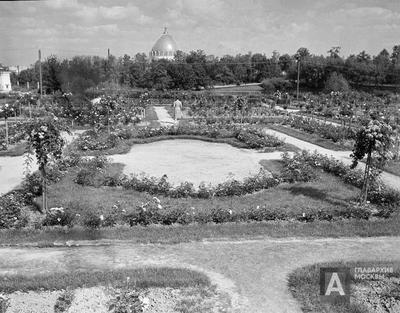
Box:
(74, 123, 287, 154)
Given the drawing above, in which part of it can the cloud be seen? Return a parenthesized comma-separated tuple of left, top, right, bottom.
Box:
(45, 0, 79, 9)
(74, 4, 153, 24)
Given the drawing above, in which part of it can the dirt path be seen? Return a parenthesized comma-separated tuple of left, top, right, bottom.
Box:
(0, 237, 399, 313)
(264, 128, 400, 191)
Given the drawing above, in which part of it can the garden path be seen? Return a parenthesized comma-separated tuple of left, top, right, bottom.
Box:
(264, 128, 400, 191)
(153, 105, 177, 127)
(109, 139, 283, 186)
(0, 236, 399, 313)
(0, 130, 84, 195)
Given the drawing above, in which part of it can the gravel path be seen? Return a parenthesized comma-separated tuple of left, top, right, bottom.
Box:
(264, 128, 400, 191)
(109, 140, 282, 186)
(153, 106, 177, 127)
(0, 237, 399, 313)
(0, 130, 85, 196)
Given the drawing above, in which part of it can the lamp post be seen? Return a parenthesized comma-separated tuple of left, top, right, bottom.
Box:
(296, 59, 300, 100)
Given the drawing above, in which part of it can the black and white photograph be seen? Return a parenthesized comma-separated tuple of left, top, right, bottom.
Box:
(0, 0, 400, 312)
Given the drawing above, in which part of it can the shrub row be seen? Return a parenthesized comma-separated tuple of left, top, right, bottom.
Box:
(281, 116, 356, 142)
(284, 150, 400, 208)
(76, 166, 281, 198)
(75, 123, 285, 152)
(40, 201, 376, 229)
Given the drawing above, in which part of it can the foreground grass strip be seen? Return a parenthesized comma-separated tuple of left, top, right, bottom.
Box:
(0, 267, 210, 293)
(288, 261, 400, 313)
(1, 217, 400, 245)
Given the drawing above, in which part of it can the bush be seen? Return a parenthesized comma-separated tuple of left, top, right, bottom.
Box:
(210, 207, 234, 223)
(42, 207, 75, 227)
(121, 170, 280, 198)
(325, 72, 350, 93)
(82, 211, 102, 229)
(75, 167, 97, 186)
(23, 172, 43, 197)
(75, 156, 110, 186)
(108, 289, 143, 313)
(170, 182, 196, 198)
(0, 294, 10, 313)
(0, 192, 27, 229)
(261, 78, 292, 94)
(54, 290, 74, 313)
(281, 152, 317, 183)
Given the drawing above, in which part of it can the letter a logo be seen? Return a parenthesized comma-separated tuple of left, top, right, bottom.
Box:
(325, 273, 345, 295)
(320, 267, 350, 304)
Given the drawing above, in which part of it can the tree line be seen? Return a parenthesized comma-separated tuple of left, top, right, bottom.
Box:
(12, 45, 400, 94)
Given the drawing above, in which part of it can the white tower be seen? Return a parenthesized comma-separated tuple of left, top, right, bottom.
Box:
(0, 69, 12, 93)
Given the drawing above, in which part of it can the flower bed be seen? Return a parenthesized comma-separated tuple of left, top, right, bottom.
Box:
(282, 150, 400, 211)
(281, 115, 356, 142)
(37, 196, 375, 230)
(75, 123, 286, 152)
(0, 120, 29, 150)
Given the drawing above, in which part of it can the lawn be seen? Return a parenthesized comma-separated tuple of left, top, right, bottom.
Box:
(288, 261, 400, 313)
(383, 159, 400, 177)
(1, 217, 400, 246)
(209, 84, 263, 94)
(0, 267, 210, 293)
(0, 141, 27, 156)
(144, 105, 160, 128)
(43, 161, 361, 217)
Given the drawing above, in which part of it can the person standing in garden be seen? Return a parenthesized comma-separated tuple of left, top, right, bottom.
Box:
(173, 98, 183, 120)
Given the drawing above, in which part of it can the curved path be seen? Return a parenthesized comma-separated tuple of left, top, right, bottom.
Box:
(264, 128, 400, 191)
(0, 237, 399, 313)
(0, 130, 84, 196)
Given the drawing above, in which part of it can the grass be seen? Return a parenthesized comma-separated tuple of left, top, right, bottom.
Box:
(0, 267, 210, 293)
(0, 141, 27, 156)
(382, 159, 400, 177)
(266, 124, 352, 151)
(0, 160, 395, 245)
(144, 105, 160, 128)
(209, 84, 263, 94)
(41, 163, 362, 217)
(288, 261, 400, 313)
(1, 217, 400, 246)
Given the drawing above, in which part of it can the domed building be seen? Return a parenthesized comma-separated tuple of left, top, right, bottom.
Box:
(149, 27, 177, 61)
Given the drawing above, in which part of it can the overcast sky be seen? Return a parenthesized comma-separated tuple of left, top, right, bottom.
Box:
(1, 0, 399, 66)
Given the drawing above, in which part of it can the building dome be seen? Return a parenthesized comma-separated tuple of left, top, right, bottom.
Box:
(150, 28, 177, 60)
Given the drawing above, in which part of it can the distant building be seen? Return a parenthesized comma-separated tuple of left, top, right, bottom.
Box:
(0, 67, 11, 93)
(8, 65, 28, 74)
(149, 27, 177, 61)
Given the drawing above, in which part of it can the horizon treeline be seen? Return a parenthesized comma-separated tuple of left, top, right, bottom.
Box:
(10, 45, 400, 94)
